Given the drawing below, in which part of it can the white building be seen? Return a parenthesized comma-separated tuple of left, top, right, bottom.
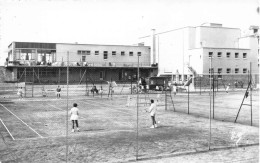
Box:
(5, 42, 157, 83)
(139, 23, 259, 84)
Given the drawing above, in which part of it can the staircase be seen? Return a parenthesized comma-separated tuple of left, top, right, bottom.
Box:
(187, 66, 197, 77)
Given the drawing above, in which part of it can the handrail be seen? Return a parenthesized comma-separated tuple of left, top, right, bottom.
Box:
(6, 61, 157, 68)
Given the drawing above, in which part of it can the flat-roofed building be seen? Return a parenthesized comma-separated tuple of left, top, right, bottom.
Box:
(139, 23, 259, 86)
(5, 42, 157, 83)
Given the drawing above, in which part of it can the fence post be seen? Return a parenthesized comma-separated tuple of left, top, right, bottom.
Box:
(250, 62, 252, 126)
(66, 51, 69, 163)
(25, 68, 27, 97)
(136, 54, 140, 160)
(209, 57, 212, 150)
(32, 68, 34, 97)
(200, 76, 201, 95)
(188, 84, 189, 114)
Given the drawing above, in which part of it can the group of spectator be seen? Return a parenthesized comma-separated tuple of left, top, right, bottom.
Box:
(234, 81, 244, 88)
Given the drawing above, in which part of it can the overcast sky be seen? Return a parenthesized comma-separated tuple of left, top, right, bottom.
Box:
(0, 0, 259, 65)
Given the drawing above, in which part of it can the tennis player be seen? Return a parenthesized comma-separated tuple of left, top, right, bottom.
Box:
(70, 103, 80, 132)
(56, 85, 61, 98)
(17, 87, 23, 100)
(226, 83, 230, 93)
(148, 99, 157, 128)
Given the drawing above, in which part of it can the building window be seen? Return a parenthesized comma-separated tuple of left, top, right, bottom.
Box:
(217, 52, 222, 58)
(21, 53, 31, 60)
(82, 56, 86, 62)
(95, 51, 99, 55)
(208, 52, 213, 58)
(243, 53, 247, 58)
(99, 71, 104, 80)
(129, 51, 133, 56)
(38, 53, 44, 62)
(103, 51, 108, 60)
(137, 52, 141, 56)
(208, 68, 214, 74)
(15, 49, 20, 59)
(217, 68, 222, 78)
(46, 53, 52, 62)
(235, 68, 239, 73)
(235, 53, 239, 58)
(243, 68, 247, 73)
(179, 75, 182, 81)
(226, 68, 231, 74)
(112, 51, 116, 55)
(217, 68, 222, 74)
(78, 50, 90, 55)
(81, 51, 86, 55)
(226, 52, 230, 58)
(184, 75, 187, 81)
(172, 75, 176, 81)
(121, 51, 125, 56)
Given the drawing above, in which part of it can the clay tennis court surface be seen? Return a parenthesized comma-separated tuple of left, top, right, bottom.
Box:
(0, 91, 259, 162)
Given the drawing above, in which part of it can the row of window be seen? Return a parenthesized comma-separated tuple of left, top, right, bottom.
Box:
(208, 52, 247, 58)
(78, 50, 142, 57)
(209, 68, 248, 74)
(16, 53, 54, 62)
(80, 51, 142, 61)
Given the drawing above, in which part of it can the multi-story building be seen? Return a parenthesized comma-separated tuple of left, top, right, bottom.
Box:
(5, 42, 157, 83)
(139, 23, 259, 85)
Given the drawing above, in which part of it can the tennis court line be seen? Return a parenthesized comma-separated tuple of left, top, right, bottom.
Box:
(84, 99, 129, 109)
(80, 100, 133, 116)
(14, 129, 136, 141)
(47, 104, 63, 110)
(0, 103, 43, 138)
(47, 103, 91, 121)
(90, 98, 139, 108)
(0, 118, 15, 140)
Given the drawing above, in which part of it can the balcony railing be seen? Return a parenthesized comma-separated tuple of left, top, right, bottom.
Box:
(6, 60, 158, 68)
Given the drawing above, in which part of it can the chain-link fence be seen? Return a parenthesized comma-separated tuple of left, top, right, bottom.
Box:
(193, 73, 259, 93)
(0, 59, 259, 162)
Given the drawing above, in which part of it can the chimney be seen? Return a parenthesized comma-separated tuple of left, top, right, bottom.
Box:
(249, 25, 259, 35)
(151, 29, 156, 64)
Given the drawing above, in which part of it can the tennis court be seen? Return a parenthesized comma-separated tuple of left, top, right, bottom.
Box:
(0, 89, 259, 162)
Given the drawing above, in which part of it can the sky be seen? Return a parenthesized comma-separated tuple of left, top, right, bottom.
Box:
(0, 0, 259, 65)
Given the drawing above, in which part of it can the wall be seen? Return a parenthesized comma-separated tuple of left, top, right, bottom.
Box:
(201, 48, 251, 75)
(239, 36, 259, 74)
(197, 27, 241, 48)
(188, 48, 203, 74)
(56, 43, 151, 65)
